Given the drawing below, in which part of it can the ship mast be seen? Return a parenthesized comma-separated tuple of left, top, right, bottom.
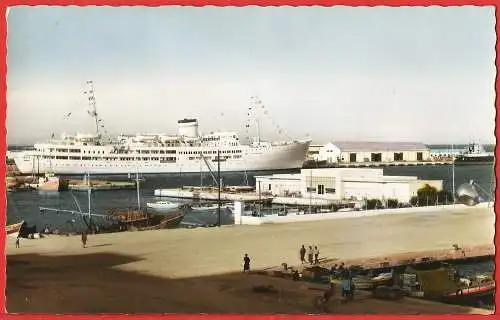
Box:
(248, 96, 290, 144)
(85, 80, 100, 136)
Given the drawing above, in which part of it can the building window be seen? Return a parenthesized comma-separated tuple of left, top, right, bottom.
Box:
(394, 152, 404, 161)
(371, 153, 382, 162)
(417, 152, 423, 161)
(325, 188, 336, 194)
(268, 184, 271, 191)
(349, 153, 357, 163)
(318, 185, 325, 195)
(306, 187, 316, 193)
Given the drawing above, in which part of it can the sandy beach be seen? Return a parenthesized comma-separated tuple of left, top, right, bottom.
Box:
(6, 204, 495, 313)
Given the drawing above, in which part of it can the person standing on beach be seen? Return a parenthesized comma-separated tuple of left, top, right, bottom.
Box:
(314, 246, 320, 264)
(243, 254, 251, 273)
(15, 236, 20, 248)
(307, 246, 314, 265)
(81, 231, 88, 248)
(300, 245, 306, 264)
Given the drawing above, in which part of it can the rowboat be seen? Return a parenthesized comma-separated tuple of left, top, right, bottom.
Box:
(6, 220, 24, 238)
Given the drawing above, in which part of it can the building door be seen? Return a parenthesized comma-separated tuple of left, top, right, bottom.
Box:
(417, 152, 423, 161)
(349, 153, 357, 163)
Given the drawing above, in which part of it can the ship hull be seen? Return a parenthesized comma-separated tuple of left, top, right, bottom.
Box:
(454, 155, 495, 165)
(6, 221, 24, 238)
(13, 141, 310, 175)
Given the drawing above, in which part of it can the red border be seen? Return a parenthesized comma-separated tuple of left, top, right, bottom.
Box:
(1, 2, 498, 320)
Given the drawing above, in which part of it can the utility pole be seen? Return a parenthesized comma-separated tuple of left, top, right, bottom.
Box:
(217, 149, 221, 227)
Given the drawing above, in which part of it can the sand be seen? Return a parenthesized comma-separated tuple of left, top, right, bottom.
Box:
(6, 204, 495, 314)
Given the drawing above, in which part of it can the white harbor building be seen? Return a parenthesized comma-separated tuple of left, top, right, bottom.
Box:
(255, 168, 443, 204)
(307, 141, 432, 164)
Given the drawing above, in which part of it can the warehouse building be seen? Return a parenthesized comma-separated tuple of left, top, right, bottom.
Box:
(255, 168, 443, 204)
(312, 141, 431, 164)
(305, 144, 323, 161)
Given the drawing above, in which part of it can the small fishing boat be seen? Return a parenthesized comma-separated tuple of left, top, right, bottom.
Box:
(29, 172, 69, 191)
(372, 271, 394, 287)
(146, 201, 180, 211)
(6, 220, 24, 238)
(189, 203, 233, 212)
(440, 273, 495, 304)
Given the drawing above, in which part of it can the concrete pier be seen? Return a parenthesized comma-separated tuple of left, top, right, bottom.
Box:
(68, 179, 136, 191)
(303, 160, 453, 169)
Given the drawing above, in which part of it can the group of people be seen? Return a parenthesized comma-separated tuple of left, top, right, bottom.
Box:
(299, 245, 320, 265)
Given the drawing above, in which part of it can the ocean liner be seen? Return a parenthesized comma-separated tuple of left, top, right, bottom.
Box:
(12, 82, 310, 175)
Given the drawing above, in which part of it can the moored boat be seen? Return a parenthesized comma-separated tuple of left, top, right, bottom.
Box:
(12, 85, 310, 175)
(29, 172, 69, 191)
(189, 203, 233, 212)
(146, 201, 180, 211)
(454, 142, 494, 165)
(138, 212, 185, 231)
(6, 220, 24, 238)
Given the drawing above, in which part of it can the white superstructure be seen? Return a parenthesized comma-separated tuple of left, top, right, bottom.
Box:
(13, 118, 310, 175)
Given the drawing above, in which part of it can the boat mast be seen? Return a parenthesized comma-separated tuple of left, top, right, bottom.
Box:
(258, 180, 262, 215)
(256, 118, 261, 144)
(451, 143, 455, 201)
(136, 171, 141, 210)
(309, 169, 312, 213)
(87, 172, 92, 229)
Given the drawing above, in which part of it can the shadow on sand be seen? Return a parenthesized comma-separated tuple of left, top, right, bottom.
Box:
(6, 252, 487, 314)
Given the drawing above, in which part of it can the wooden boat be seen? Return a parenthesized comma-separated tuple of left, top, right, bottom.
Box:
(106, 208, 149, 223)
(6, 220, 24, 237)
(138, 213, 185, 231)
(101, 208, 184, 232)
(440, 273, 495, 303)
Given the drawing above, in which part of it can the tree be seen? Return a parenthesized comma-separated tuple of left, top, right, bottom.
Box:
(386, 199, 399, 208)
(410, 184, 454, 207)
(363, 199, 383, 210)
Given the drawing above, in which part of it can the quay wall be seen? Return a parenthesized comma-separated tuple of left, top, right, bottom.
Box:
(236, 202, 494, 225)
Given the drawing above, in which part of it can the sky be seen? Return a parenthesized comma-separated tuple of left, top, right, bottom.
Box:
(6, 6, 497, 145)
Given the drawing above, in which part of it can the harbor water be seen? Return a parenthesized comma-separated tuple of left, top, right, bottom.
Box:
(7, 164, 495, 231)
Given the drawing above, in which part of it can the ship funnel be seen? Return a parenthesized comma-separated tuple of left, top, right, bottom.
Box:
(177, 118, 199, 137)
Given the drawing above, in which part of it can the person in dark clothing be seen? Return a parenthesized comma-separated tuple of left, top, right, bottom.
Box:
(323, 282, 335, 302)
(338, 262, 345, 273)
(81, 232, 88, 248)
(330, 264, 338, 277)
(15, 236, 20, 248)
(299, 245, 306, 264)
(243, 254, 251, 273)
